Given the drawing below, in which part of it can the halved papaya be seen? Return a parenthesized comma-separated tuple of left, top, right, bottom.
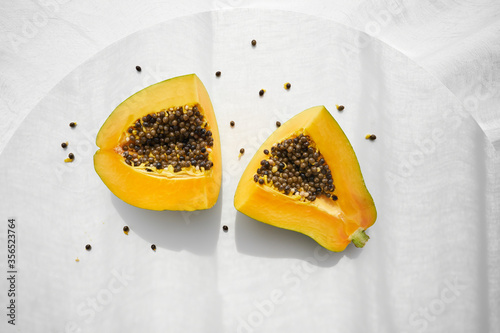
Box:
(94, 74, 221, 211)
(234, 106, 376, 252)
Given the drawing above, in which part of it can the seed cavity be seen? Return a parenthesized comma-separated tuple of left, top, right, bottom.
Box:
(121, 104, 214, 174)
(253, 133, 337, 202)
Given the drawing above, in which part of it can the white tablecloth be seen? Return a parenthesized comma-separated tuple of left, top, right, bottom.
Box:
(0, 1, 499, 333)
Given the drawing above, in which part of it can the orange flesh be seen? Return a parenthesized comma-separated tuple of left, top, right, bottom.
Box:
(234, 106, 376, 252)
(94, 74, 221, 211)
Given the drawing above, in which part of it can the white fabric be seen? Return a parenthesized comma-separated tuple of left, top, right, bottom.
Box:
(0, 2, 499, 333)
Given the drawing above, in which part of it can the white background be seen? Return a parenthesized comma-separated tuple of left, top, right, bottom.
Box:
(0, 1, 499, 333)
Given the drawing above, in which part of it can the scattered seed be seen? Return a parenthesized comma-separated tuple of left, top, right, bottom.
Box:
(68, 153, 74, 159)
(151, 244, 156, 251)
(85, 244, 92, 251)
(251, 39, 257, 46)
(284, 82, 291, 90)
(332, 194, 338, 201)
(136, 66, 142, 72)
(240, 148, 245, 154)
(69, 122, 77, 128)
(123, 226, 130, 235)
(215, 71, 221, 77)
(263, 149, 269, 155)
(336, 105, 345, 111)
(230, 121, 235, 127)
(61, 142, 68, 148)
(259, 89, 265, 96)
(276, 121, 281, 128)
(365, 134, 377, 140)
(75, 258, 80, 262)
(222, 225, 228, 232)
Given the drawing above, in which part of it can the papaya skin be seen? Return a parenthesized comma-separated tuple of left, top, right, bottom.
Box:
(94, 74, 221, 211)
(234, 106, 376, 252)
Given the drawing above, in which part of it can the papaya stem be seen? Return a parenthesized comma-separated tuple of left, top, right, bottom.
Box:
(350, 229, 369, 248)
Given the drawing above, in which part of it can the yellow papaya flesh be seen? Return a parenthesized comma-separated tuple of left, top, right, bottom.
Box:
(94, 74, 221, 211)
(234, 106, 376, 252)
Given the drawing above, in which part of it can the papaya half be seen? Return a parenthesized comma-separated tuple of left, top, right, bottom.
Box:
(94, 74, 221, 211)
(234, 106, 376, 252)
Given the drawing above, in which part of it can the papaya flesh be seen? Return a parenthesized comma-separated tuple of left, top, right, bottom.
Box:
(234, 106, 376, 252)
(94, 74, 221, 211)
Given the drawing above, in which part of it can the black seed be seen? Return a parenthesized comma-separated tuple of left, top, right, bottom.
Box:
(240, 148, 245, 154)
(285, 82, 291, 90)
(215, 71, 221, 77)
(123, 226, 130, 233)
(222, 225, 228, 232)
(61, 142, 68, 148)
(230, 121, 235, 127)
(85, 244, 91, 251)
(276, 121, 281, 127)
(251, 39, 257, 46)
(263, 149, 269, 155)
(151, 244, 156, 251)
(146, 168, 153, 172)
(69, 122, 76, 128)
(337, 105, 344, 111)
(136, 66, 142, 72)
(369, 134, 377, 140)
(259, 89, 265, 96)
(68, 153, 74, 160)
(259, 179, 264, 184)
(332, 195, 338, 201)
